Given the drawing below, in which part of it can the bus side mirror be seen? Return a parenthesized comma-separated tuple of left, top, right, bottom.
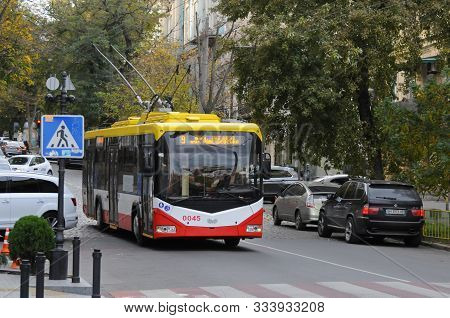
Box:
(262, 153, 271, 179)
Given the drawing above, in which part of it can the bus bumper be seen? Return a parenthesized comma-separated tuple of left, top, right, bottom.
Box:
(152, 208, 264, 239)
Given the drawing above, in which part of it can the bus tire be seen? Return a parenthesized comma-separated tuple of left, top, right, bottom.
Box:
(132, 206, 145, 246)
(224, 238, 240, 248)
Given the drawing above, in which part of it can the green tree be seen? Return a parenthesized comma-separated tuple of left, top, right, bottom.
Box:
(218, 0, 448, 178)
(42, 0, 163, 128)
(0, 0, 42, 136)
(378, 77, 449, 199)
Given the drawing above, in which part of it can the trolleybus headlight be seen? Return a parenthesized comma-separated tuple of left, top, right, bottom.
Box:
(246, 225, 262, 233)
(156, 226, 176, 233)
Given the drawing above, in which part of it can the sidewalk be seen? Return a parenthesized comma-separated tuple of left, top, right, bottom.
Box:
(0, 271, 92, 298)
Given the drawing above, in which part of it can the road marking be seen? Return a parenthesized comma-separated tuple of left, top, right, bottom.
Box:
(243, 241, 410, 282)
(201, 286, 253, 298)
(318, 282, 395, 298)
(378, 282, 448, 297)
(261, 284, 322, 298)
(140, 289, 183, 298)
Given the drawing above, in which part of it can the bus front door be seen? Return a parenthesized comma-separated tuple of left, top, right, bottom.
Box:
(141, 176, 153, 236)
(108, 145, 119, 226)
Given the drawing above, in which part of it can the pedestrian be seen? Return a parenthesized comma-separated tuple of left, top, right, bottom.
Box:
(23, 140, 30, 154)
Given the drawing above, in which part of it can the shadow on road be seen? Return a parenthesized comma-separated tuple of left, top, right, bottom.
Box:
(87, 225, 258, 252)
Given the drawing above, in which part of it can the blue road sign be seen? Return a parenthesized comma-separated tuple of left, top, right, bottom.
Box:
(41, 115, 84, 158)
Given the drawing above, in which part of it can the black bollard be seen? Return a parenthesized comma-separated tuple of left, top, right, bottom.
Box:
(35, 252, 46, 298)
(92, 249, 102, 298)
(72, 237, 81, 283)
(20, 259, 31, 298)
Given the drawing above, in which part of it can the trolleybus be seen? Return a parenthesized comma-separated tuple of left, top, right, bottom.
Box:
(82, 111, 269, 247)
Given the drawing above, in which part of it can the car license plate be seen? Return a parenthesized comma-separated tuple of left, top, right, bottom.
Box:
(385, 209, 406, 216)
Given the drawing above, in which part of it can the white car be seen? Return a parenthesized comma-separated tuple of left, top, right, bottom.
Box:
(8, 155, 53, 175)
(0, 158, 11, 171)
(313, 174, 350, 186)
(0, 172, 78, 230)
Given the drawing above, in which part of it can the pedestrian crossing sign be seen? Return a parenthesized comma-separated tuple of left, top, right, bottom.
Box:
(41, 115, 84, 158)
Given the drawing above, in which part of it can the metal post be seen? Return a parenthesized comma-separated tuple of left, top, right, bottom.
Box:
(35, 252, 45, 298)
(20, 259, 31, 298)
(72, 237, 80, 283)
(92, 249, 102, 298)
(49, 71, 69, 280)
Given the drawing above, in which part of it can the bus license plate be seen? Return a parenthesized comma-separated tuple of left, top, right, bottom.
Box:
(385, 209, 406, 216)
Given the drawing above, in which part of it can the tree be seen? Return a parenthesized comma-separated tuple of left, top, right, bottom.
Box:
(0, 0, 40, 136)
(378, 77, 449, 199)
(217, 0, 448, 178)
(42, 0, 163, 128)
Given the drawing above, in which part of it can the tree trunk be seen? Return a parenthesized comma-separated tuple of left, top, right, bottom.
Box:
(357, 56, 384, 179)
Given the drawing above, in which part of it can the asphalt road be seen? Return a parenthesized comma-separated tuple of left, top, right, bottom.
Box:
(60, 166, 450, 298)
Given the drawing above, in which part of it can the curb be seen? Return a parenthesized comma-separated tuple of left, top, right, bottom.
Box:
(421, 240, 450, 252)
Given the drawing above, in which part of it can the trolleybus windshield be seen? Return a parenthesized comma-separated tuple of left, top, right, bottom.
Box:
(158, 131, 261, 202)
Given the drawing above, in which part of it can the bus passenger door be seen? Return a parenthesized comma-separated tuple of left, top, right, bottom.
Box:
(85, 145, 95, 218)
(142, 176, 153, 236)
(108, 145, 119, 226)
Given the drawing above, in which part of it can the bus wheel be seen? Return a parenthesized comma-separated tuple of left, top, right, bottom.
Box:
(224, 238, 240, 248)
(132, 208, 145, 246)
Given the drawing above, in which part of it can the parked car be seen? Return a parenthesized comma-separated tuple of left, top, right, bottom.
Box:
(263, 166, 299, 202)
(2, 140, 27, 156)
(0, 158, 11, 171)
(313, 174, 350, 185)
(8, 155, 53, 175)
(0, 172, 78, 230)
(318, 180, 424, 247)
(273, 182, 340, 230)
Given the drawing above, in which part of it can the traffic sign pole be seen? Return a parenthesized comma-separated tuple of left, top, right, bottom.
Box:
(50, 71, 68, 280)
(43, 71, 82, 280)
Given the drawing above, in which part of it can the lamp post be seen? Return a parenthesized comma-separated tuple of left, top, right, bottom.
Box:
(45, 71, 76, 280)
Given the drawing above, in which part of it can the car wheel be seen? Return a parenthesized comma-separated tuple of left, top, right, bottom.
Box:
(317, 212, 332, 238)
(47, 170, 53, 176)
(132, 207, 145, 246)
(404, 234, 422, 247)
(345, 217, 360, 244)
(224, 238, 240, 248)
(295, 211, 307, 231)
(42, 212, 58, 231)
(96, 203, 107, 230)
(273, 206, 282, 226)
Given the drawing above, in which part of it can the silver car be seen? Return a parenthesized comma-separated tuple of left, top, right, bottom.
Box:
(272, 182, 340, 230)
(3, 141, 26, 156)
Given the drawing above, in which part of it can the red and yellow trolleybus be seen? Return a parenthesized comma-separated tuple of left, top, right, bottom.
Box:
(82, 111, 268, 247)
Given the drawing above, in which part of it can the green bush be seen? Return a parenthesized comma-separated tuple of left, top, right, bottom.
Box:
(9, 216, 55, 265)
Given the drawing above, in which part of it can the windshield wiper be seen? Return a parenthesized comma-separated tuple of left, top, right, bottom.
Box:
(375, 196, 397, 200)
(215, 191, 249, 204)
(168, 196, 205, 204)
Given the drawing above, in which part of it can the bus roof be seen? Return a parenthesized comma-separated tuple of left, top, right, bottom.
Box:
(85, 111, 262, 140)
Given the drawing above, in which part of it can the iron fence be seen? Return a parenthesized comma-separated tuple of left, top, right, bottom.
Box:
(423, 210, 450, 240)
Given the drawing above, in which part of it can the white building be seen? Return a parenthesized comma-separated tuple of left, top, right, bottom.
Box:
(160, 0, 226, 46)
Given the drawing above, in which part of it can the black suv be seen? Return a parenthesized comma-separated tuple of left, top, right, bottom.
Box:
(318, 180, 424, 247)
